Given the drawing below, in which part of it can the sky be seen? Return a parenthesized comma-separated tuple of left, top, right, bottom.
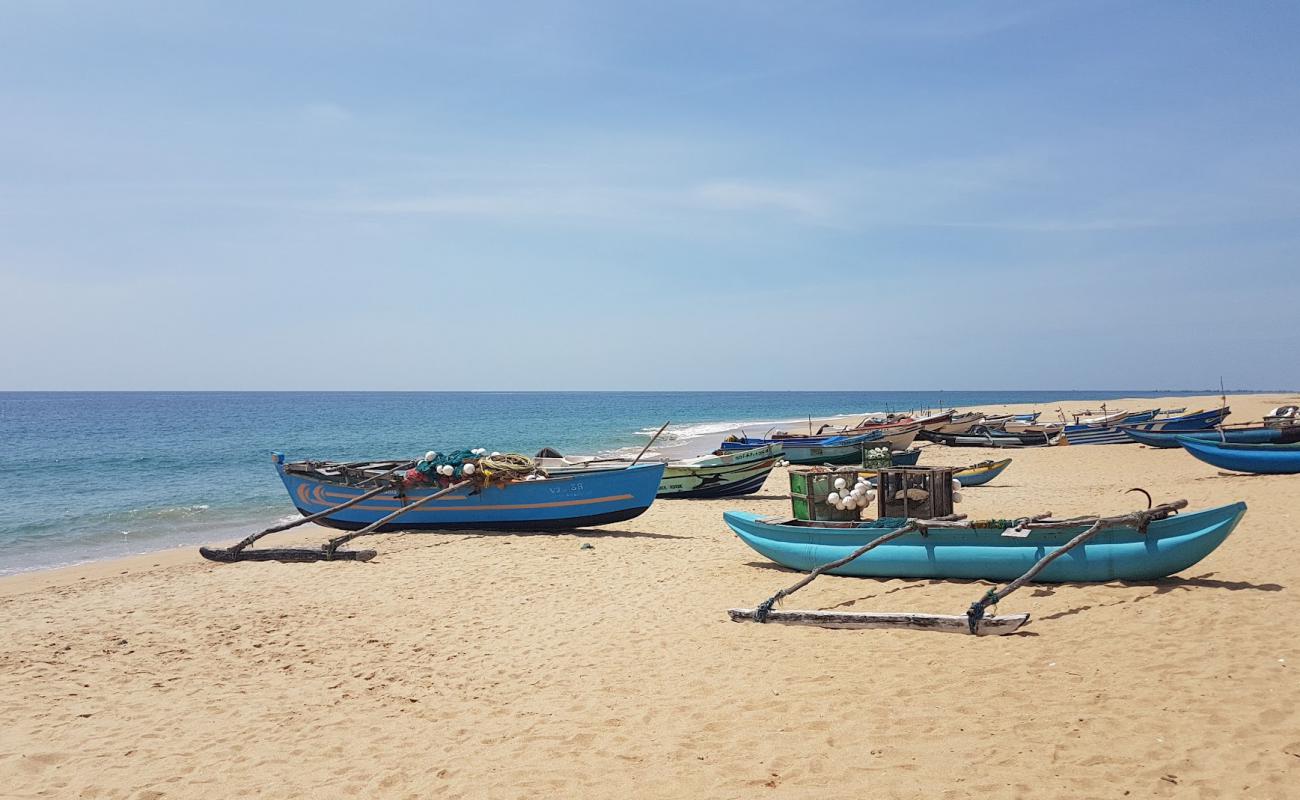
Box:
(2, 1, 1298, 390)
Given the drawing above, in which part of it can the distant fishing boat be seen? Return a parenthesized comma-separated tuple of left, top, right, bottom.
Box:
(1002, 419, 1064, 435)
(977, 414, 1015, 430)
(1264, 405, 1300, 427)
(1063, 408, 1222, 445)
(1122, 407, 1231, 433)
(1068, 409, 1131, 426)
(921, 427, 1059, 448)
(887, 448, 922, 466)
(805, 416, 925, 442)
(723, 502, 1246, 582)
(1177, 438, 1300, 475)
(273, 453, 665, 530)
(1122, 424, 1300, 448)
(721, 432, 883, 465)
(934, 411, 985, 434)
(952, 457, 1013, 486)
(536, 443, 782, 499)
(859, 457, 1011, 487)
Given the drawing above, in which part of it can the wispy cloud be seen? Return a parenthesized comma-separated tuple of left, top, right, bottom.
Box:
(690, 180, 830, 219)
(301, 101, 351, 124)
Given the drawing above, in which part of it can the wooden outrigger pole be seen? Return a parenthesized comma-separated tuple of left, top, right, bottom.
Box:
(200, 474, 471, 564)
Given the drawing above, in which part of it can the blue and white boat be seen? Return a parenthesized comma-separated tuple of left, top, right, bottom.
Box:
(274, 452, 665, 531)
(720, 432, 883, 465)
(1066, 408, 1232, 445)
(1123, 407, 1231, 433)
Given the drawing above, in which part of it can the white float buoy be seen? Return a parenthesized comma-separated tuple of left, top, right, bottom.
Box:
(827, 492, 841, 505)
(951, 478, 961, 491)
(843, 497, 857, 510)
(953, 491, 964, 503)
(425, 451, 437, 462)
(833, 477, 847, 490)
(462, 463, 476, 475)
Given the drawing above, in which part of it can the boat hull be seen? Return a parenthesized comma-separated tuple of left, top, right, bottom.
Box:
(1177, 438, 1300, 475)
(657, 457, 779, 498)
(723, 503, 1246, 582)
(955, 458, 1012, 486)
(1121, 426, 1299, 448)
(921, 429, 1058, 447)
(721, 433, 881, 465)
(1061, 425, 1132, 445)
(1124, 408, 1231, 432)
(277, 458, 666, 531)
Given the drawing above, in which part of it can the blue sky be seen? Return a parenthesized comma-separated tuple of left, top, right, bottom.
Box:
(2, 1, 1297, 390)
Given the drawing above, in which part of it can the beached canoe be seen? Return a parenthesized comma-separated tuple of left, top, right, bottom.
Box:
(1177, 438, 1300, 475)
(889, 448, 922, 466)
(537, 443, 782, 499)
(275, 453, 665, 530)
(920, 427, 1059, 447)
(859, 457, 1010, 487)
(1122, 407, 1231, 433)
(1121, 424, 1300, 448)
(953, 458, 1012, 486)
(723, 502, 1246, 582)
(720, 432, 882, 465)
(934, 412, 986, 434)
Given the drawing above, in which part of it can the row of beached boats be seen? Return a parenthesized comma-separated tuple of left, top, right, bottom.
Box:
(197, 402, 1290, 634)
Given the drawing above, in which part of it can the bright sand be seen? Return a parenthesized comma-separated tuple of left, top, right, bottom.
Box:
(2, 393, 1298, 799)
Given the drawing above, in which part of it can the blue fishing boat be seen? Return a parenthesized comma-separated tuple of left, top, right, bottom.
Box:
(1121, 424, 1300, 448)
(1122, 407, 1231, 433)
(1176, 438, 1300, 475)
(723, 502, 1246, 582)
(1061, 407, 1170, 445)
(890, 448, 922, 466)
(274, 453, 665, 530)
(721, 432, 883, 465)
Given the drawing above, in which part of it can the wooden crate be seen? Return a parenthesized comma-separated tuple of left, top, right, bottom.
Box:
(875, 466, 955, 520)
(789, 467, 867, 522)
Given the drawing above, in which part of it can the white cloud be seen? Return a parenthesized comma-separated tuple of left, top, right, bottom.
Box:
(301, 102, 351, 124)
(690, 181, 830, 219)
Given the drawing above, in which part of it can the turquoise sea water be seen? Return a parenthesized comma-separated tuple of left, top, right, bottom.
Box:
(0, 390, 1226, 575)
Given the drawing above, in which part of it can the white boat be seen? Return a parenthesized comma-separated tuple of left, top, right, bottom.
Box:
(536, 443, 783, 499)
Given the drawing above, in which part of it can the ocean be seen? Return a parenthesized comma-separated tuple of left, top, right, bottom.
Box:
(0, 390, 1217, 575)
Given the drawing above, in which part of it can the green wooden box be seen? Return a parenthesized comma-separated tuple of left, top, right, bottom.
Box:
(789, 467, 866, 522)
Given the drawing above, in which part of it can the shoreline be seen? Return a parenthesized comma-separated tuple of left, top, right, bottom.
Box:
(3, 391, 1293, 584)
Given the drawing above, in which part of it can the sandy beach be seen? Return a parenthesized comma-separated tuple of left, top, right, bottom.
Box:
(3, 393, 1298, 799)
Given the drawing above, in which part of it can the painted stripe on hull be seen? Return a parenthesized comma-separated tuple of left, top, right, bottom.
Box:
(298, 505, 652, 532)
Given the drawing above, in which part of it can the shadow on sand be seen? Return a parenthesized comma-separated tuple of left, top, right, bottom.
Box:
(732, 567, 1282, 628)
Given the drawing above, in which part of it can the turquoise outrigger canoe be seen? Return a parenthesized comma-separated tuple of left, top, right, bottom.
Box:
(1177, 438, 1300, 475)
(723, 502, 1246, 582)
